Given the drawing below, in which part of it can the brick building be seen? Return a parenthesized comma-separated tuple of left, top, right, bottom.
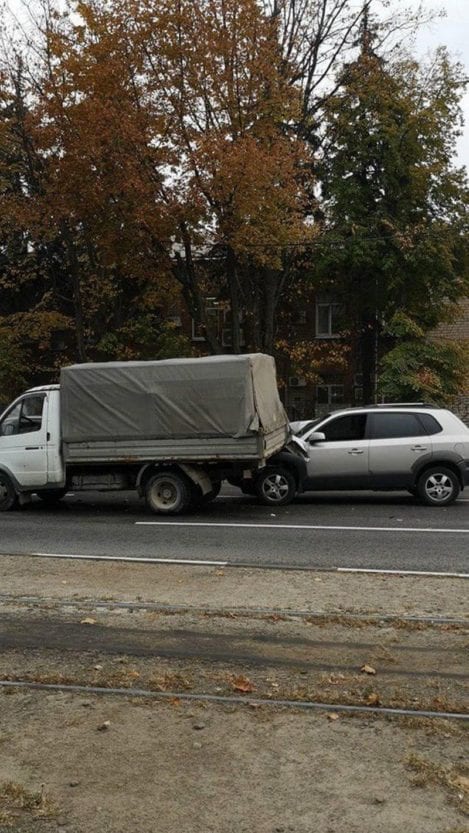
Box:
(430, 297, 469, 424)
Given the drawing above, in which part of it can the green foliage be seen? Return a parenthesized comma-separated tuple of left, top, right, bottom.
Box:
(379, 337, 469, 406)
(0, 330, 28, 405)
(316, 42, 469, 399)
(0, 312, 73, 403)
(96, 316, 193, 361)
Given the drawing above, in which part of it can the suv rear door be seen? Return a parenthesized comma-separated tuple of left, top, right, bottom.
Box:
(303, 412, 370, 490)
(368, 411, 432, 489)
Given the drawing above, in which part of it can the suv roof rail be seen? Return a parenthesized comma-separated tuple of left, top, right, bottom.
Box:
(373, 402, 436, 409)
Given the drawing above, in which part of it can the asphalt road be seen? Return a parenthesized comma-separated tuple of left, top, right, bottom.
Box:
(1, 488, 468, 573)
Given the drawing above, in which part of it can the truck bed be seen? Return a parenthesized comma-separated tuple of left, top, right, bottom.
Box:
(60, 354, 289, 466)
(63, 424, 289, 465)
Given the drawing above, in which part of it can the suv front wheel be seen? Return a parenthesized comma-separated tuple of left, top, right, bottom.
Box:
(417, 466, 460, 507)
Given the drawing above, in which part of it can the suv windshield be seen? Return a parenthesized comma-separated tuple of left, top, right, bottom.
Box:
(296, 418, 322, 437)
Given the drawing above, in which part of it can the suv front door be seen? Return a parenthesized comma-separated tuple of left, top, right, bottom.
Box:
(0, 393, 48, 487)
(303, 412, 370, 490)
(368, 411, 432, 489)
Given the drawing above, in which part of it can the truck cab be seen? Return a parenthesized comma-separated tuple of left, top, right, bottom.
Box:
(0, 386, 64, 498)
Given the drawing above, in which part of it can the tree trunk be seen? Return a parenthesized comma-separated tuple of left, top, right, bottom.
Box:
(226, 247, 241, 353)
(360, 316, 378, 405)
(61, 223, 87, 362)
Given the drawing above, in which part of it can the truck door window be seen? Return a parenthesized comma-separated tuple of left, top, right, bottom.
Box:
(0, 395, 45, 436)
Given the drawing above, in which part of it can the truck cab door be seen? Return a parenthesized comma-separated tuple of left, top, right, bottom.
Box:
(0, 393, 49, 487)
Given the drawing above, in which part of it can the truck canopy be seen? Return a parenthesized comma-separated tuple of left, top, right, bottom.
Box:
(60, 354, 287, 447)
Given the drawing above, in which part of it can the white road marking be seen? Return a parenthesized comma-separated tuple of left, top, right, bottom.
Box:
(31, 552, 227, 566)
(136, 521, 469, 534)
(13, 552, 468, 577)
(337, 567, 469, 578)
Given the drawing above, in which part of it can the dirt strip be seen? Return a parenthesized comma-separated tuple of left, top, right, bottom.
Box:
(0, 555, 468, 618)
(0, 554, 467, 833)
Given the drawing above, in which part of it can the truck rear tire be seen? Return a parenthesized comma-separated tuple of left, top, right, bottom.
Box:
(255, 466, 296, 507)
(0, 472, 18, 511)
(145, 471, 193, 515)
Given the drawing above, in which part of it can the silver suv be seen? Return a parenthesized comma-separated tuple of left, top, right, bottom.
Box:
(293, 405, 469, 506)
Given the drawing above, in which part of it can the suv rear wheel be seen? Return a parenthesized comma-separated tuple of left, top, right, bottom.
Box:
(417, 466, 460, 507)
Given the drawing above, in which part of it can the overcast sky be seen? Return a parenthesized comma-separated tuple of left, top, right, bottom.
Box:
(413, 0, 469, 169)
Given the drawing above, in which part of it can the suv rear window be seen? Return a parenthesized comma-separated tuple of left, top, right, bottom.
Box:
(370, 412, 426, 439)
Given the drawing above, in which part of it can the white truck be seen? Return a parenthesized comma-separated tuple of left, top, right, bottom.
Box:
(0, 354, 304, 514)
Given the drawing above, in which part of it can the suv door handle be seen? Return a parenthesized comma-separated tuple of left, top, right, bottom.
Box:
(411, 445, 428, 452)
(348, 448, 364, 455)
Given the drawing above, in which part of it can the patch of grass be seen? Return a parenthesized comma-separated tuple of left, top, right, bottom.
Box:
(405, 754, 469, 815)
(0, 781, 58, 826)
(147, 672, 193, 692)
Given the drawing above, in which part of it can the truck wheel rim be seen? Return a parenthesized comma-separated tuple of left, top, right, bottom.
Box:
(262, 474, 289, 502)
(151, 480, 179, 510)
(424, 474, 453, 502)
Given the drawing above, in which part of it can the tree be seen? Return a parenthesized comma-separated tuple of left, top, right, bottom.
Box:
(315, 37, 469, 402)
(379, 313, 469, 405)
(130, 0, 313, 353)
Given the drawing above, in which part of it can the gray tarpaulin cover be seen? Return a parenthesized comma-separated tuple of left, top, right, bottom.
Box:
(60, 354, 287, 443)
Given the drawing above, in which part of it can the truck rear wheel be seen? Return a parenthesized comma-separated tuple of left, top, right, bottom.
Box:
(255, 466, 296, 507)
(0, 472, 18, 511)
(145, 471, 193, 515)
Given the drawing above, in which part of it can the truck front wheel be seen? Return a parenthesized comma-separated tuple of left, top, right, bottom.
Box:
(145, 471, 193, 515)
(0, 472, 18, 511)
(255, 466, 296, 507)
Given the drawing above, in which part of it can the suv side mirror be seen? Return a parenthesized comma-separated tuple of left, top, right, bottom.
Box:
(307, 432, 326, 444)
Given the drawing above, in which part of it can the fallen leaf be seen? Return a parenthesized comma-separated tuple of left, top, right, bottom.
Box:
(361, 664, 377, 675)
(451, 775, 469, 793)
(366, 692, 381, 705)
(231, 675, 255, 693)
(169, 697, 181, 706)
(327, 712, 340, 721)
(97, 721, 110, 731)
(80, 617, 97, 625)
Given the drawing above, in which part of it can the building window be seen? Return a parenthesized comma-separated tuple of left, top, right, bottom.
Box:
(316, 384, 345, 406)
(191, 300, 222, 341)
(315, 300, 342, 338)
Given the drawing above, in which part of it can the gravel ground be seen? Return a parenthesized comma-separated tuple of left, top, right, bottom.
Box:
(0, 555, 468, 618)
(0, 554, 467, 833)
(0, 689, 468, 833)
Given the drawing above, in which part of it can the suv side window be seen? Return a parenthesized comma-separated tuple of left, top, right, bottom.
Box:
(370, 412, 426, 439)
(321, 414, 367, 442)
(0, 395, 45, 437)
(418, 413, 443, 435)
